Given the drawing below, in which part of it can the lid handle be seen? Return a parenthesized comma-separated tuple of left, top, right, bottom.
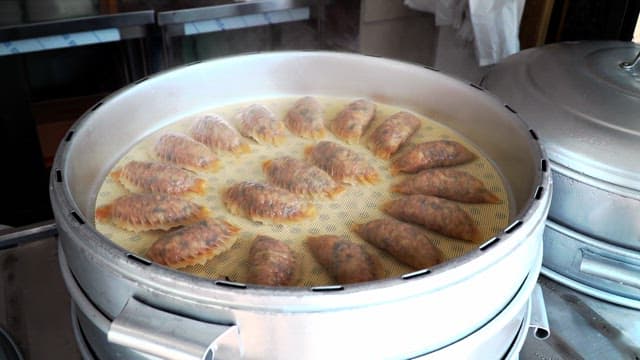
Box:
(619, 50, 640, 72)
(579, 250, 640, 289)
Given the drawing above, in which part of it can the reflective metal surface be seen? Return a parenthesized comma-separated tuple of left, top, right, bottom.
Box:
(0, 237, 81, 359)
(156, 0, 317, 25)
(71, 305, 96, 360)
(483, 41, 640, 190)
(62, 244, 542, 359)
(521, 276, 640, 360)
(3, 220, 636, 359)
(542, 219, 640, 309)
(482, 41, 640, 250)
(109, 298, 241, 360)
(619, 49, 640, 71)
(546, 166, 640, 251)
(0, 11, 154, 42)
(529, 284, 550, 340)
(50, 51, 551, 359)
(0, 220, 57, 250)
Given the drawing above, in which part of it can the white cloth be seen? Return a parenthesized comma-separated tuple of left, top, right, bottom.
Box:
(404, 0, 525, 66)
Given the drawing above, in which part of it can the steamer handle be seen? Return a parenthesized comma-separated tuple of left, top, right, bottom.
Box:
(619, 50, 640, 72)
(0, 220, 57, 249)
(108, 297, 242, 360)
(579, 250, 640, 290)
(528, 284, 550, 340)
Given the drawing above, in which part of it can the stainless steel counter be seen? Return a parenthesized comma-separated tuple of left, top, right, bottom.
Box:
(0, 235, 80, 359)
(521, 276, 640, 360)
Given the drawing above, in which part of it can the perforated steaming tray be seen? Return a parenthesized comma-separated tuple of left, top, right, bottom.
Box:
(95, 96, 511, 287)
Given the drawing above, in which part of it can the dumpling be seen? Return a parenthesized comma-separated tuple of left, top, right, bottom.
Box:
(391, 168, 500, 203)
(95, 193, 210, 232)
(263, 156, 343, 198)
(305, 141, 379, 185)
(329, 99, 376, 144)
(247, 235, 299, 286)
(285, 96, 325, 139)
(146, 218, 239, 269)
(391, 140, 476, 174)
(366, 111, 421, 159)
(153, 133, 219, 172)
(235, 104, 287, 145)
(353, 218, 443, 269)
(111, 161, 206, 195)
(222, 181, 316, 223)
(383, 195, 482, 243)
(306, 235, 382, 284)
(190, 114, 250, 154)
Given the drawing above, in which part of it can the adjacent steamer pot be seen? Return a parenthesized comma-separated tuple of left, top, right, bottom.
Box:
(50, 52, 551, 359)
(482, 41, 640, 250)
(482, 41, 640, 307)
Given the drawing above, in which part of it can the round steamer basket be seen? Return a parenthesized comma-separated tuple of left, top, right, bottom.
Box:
(50, 52, 551, 359)
(482, 41, 640, 308)
(62, 242, 543, 359)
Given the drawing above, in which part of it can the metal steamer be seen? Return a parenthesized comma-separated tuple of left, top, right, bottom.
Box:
(50, 52, 551, 359)
(61, 244, 548, 360)
(482, 41, 640, 308)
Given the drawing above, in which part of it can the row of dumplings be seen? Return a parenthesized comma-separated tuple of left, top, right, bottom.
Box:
(138, 217, 443, 287)
(148, 96, 397, 174)
(151, 96, 437, 171)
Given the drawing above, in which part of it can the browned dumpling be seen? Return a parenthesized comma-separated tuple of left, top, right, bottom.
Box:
(111, 161, 206, 195)
(247, 235, 299, 286)
(285, 96, 325, 139)
(222, 181, 316, 224)
(367, 111, 421, 159)
(329, 99, 376, 144)
(353, 218, 443, 269)
(305, 141, 379, 185)
(263, 156, 344, 198)
(306, 235, 382, 284)
(392, 168, 500, 204)
(190, 114, 250, 154)
(95, 193, 210, 232)
(383, 195, 482, 243)
(153, 133, 219, 172)
(235, 104, 287, 145)
(391, 140, 476, 174)
(146, 218, 239, 269)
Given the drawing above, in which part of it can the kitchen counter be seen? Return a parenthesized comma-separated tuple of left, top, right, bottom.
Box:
(521, 276, 639, 360)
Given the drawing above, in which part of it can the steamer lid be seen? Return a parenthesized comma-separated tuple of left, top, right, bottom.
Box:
(482, 41, 640, 191)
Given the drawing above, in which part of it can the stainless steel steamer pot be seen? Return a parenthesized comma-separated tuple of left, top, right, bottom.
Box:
(482, 41, 640, 307)
(482, 41, 640, 249)
(50, 52, 551, 359)
(61, 242, 545, 360)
